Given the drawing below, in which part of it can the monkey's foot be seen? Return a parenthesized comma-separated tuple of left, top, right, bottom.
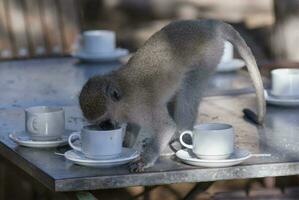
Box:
(129, 158, 145, 173)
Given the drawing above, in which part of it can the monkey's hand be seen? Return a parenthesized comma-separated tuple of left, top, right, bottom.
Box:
(129, 158, 146, 173)
(129, 143, 160, 173)
(130, 108, 176, 172)
(129, 155, 158, 172)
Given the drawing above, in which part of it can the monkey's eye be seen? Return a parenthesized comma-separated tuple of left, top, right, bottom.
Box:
(110, 90, 121, 101)
(104, 84, 122, 102)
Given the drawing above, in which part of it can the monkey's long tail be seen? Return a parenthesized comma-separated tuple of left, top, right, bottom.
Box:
(220, 22, 266, 124)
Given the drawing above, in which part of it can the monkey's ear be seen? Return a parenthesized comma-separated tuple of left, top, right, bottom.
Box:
(103, 82, 122, 102)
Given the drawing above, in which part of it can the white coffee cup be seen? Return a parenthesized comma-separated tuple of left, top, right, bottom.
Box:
(271, 68, 299, 97)
(179, 123, 234, 160)
(68, 124, 126, 159)
(25, 106, 65, 141)
(220, 41, 233, 63)
(81, 30, 116, 54)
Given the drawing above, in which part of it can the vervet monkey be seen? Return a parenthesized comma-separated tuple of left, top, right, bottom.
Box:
(79, 20, 266, 172)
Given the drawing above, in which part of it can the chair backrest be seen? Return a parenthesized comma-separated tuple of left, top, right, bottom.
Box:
(0, 0, 80, 59)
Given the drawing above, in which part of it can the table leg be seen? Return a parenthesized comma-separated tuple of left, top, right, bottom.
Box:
(0, 160, 5, 199)
(182, 182, 213, 200)
(143, 186, 155, 200)
(264, 177, 276, 189)
(130, 186, 157, 200)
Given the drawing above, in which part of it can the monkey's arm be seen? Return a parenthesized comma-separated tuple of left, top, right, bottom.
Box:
(130, 107, 177, 172)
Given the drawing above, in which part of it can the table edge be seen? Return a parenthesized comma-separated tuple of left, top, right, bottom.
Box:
(54, 161, 299, 191)
(0, 141, 55, 191)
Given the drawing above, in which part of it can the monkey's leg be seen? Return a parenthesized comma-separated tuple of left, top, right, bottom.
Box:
(123, 123, 141, 148)
(175, 67, 216, 132)
(130, 108, 176, 172)
(166, 68, 214, 154)
(132, 126, 154, 154)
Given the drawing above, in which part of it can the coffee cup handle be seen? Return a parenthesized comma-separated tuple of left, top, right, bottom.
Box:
(179, 130, 193, 149)
(68, 132, 82, 152)
(27, 117, 39, 134)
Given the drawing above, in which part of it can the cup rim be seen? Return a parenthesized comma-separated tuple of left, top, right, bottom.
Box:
(193, 123, 233, 132)
(83, 124, 124, 132)
(271, 68, 299, 76)
(25, 106, 63, 114)
(83, 30, 115, 37)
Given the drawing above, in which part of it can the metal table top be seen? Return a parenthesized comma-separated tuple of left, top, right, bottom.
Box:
(0, 57, 260, 109)
(0, 58, 294, 192)
(1, 94, 299, 191)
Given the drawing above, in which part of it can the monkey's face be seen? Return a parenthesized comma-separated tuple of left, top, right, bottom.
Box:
(79, 77, 107, 122)
(79, 75, 125, 123)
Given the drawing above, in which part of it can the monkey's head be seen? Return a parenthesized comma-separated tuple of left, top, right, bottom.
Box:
(79, 75, 126, 124)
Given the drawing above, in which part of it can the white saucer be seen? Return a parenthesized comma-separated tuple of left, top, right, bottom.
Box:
(216, 59, 245, 72)
(72, 48, 129, 62)
(64, 148, 139, 167)
(9, 130, 72, 148)
(265, 90, 299, 106)
(175, 149, 251, 168)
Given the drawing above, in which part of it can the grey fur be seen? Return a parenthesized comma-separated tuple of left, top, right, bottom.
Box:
(79, 19, 266, 172)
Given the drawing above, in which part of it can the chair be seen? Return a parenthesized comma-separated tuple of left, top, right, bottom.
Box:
(0, 0, 80, 59)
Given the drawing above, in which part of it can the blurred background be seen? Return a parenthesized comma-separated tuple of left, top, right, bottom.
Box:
(1, 0, 299, 199)
(0, 0, 299, 64)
